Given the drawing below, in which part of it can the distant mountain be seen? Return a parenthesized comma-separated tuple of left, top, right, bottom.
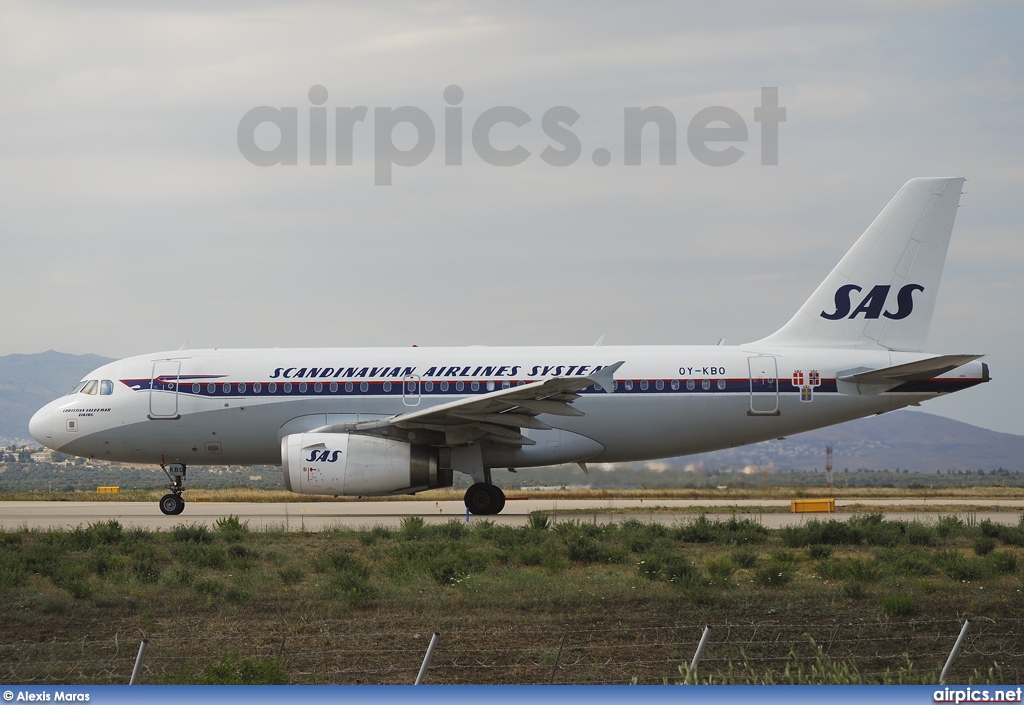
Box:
(654, 411, 1024, 473)
(0, 351, 115, 442)
(1, 352, 1020, 472)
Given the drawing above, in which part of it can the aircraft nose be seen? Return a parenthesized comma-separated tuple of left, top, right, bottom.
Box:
(29, 404, 54, 448)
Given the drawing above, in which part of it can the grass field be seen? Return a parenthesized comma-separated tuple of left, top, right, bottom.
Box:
(1, 512, 1023, 685)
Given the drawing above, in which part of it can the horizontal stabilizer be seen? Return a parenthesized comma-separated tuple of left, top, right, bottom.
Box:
(838, 354, 983, 385)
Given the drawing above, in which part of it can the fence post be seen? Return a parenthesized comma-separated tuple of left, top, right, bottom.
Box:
(940, 620, 971, 685)
(414, 632, 440, 685)
(683, 626, 711, 684)
(129, 638, 148, 685)
(549, 630, 568, 684)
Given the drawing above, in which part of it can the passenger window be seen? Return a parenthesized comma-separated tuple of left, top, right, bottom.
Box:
(671, 380, 680, 391)
(639, 380, 649, 391)
(717, 379, 726, 390)
(440, 381, 449, 392)
(686, 379, 695, 390)
(470, 381, 479, 392)
(702, 379, 711, 390)
(655, 380, 664, 391)
(359, 382, 368, 392)
(100, 380, 113, 395)
(624, 380, 633, 391)
(81, 380, 98, 395)
(456, 381, 464, 392)
(329, 382, 338, 393)
(383, 381, 392, 392)
(344, 382, 353, 392)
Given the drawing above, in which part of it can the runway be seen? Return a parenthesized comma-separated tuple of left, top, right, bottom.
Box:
(1, 497, 1022, 531)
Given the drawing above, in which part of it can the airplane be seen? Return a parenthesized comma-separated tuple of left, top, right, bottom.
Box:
(29, 177, 989, 516)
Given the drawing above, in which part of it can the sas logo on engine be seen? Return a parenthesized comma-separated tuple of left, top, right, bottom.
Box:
(820, 284, 924, 321)
(305, 449, 342, 463)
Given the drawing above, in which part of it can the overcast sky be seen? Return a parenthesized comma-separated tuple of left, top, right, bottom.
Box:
(1, 2, 1021, 433)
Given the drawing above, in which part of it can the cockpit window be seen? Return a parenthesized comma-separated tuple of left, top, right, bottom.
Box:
(67, 381, 88, 395)
(100, 380, 113, 395)
(81, 380, 99, 395)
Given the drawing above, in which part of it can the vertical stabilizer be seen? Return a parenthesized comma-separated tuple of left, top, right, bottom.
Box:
(751, 177, 964, 351)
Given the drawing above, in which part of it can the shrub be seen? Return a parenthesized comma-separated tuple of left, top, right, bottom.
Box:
(780, 520, 861, 548)
(882, 594, 915, 617)
(674, 515, 768, 545)
(177, 544, 227, 570)
(438, 519, 468, 540)
(527, 513, 551, 531)
(936, 516, 967, 539)
(753, 562, 795, 588)
(973, 537, 996, 556)
(986, 550, 1017, 575)
(172, 524, 212, 544)
(906, 522, 937, 546)
(638, 549, 702, 586)
(807, 545, 833, 560)
(705, 557, 736, 585)
(731, 548, 759, 569)
(399, 516, 425, 540)
(935, 550, 989, 581)
(215, 515, 249, 541)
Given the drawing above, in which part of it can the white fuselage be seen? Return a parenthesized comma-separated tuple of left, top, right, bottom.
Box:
(29, 344, 987, 470)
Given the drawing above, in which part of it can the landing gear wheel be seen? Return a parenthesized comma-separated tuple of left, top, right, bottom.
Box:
(486, 484, 506, 514)
(464, 483, 506, 515)
(159, 463, 188, 515)
(159, 493, 185, 516)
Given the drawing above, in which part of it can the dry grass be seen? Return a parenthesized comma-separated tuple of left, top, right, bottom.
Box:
(3, 485, 1024, 504)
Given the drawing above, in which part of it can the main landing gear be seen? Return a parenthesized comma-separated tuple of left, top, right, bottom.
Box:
(159, 463, 187, 516)
(464, 483, 505, 515)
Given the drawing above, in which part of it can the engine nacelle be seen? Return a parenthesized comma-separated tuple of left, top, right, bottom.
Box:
(281, 432, 447, 496)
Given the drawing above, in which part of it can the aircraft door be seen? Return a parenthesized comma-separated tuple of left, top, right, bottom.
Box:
(747, 355, 780, 416)
(403, 374, 421, 407)
(149, 360, 182, 419)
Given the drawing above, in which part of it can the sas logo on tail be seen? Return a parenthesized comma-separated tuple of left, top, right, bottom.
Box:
(305, 450, 342, 463)
(820, 284, 923, 321)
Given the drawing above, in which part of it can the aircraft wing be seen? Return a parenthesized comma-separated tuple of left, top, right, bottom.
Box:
(311, 362, 624, 446)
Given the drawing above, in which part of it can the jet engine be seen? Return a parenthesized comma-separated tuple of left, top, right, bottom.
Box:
(282, 432, 449, 496)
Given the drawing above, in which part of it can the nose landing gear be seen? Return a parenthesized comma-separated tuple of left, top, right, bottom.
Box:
(159, 463, 187, 516)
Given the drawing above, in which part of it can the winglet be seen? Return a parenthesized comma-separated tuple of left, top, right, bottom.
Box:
(588, 361, 624, 394)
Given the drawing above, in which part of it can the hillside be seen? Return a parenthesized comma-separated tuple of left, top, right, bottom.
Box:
(0, 350, 114, 442)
